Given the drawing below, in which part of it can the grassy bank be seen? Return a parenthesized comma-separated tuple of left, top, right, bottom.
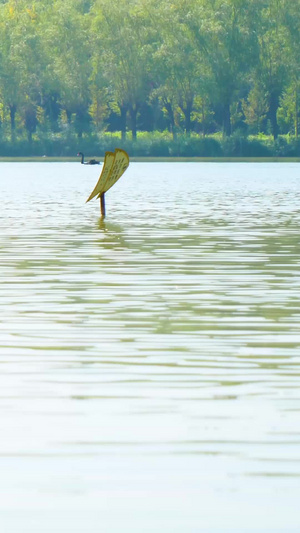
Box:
(0, 131, 300, 159)
(1, 156, 300, 163)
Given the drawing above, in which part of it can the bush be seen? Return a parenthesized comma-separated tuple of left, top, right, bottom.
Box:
(222, 131, 272, 157)
(170, 136, 223, 157)
(273, 136, 300, 157)
(0, 130, 299, 158)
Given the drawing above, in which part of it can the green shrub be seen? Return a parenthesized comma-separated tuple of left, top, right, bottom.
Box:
(0, 130, 299, 158)
(222, 132, 272, 157)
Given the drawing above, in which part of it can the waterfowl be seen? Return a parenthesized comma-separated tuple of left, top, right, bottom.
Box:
(77, 152, 101, 165)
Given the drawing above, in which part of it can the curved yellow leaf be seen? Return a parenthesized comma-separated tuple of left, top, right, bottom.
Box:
(98, 148, 129, 195)
(86, 148, 129, 203)
(86, 151, 115, 203)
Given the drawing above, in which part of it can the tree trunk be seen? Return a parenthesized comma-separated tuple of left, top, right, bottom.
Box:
(184, 104, 192, 135)
(165, 101, 176, 140)
(9, 104, 17, 142)
(179, 99, 193, 136)
(223, 101, 231, 137)
(178, 98, 193, 137)
(295, 83, 298, 139)
(129, 105, 138, 141)
(268, 91, 279, 140)
(120, 104, 127, 141)
(24, 105, 37, 145)
(202, 103, 206, 136)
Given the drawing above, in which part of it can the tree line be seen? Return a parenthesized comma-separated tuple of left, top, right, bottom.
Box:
(0, 0, 299, 155)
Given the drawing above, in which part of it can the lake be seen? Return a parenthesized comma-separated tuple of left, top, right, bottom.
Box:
(0, 162, 299, 532)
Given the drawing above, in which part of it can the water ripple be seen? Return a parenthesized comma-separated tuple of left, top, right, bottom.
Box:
(0, 162, 300, 531)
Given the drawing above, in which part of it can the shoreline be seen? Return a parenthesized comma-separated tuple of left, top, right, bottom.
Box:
(0, 156, 300, 163)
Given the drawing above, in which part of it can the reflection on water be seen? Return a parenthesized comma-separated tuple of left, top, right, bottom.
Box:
(0, 162, 300, 532)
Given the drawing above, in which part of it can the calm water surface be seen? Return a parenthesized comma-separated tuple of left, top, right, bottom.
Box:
(0, 162, 300, 532)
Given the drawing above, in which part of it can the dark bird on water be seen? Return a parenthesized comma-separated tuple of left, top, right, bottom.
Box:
(77, 152, 101, 165)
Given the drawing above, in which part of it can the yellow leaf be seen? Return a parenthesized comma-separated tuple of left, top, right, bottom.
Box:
(86, 149, 129, 203)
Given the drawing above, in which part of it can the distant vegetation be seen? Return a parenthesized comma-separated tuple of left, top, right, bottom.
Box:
(0, 0, 299, 157)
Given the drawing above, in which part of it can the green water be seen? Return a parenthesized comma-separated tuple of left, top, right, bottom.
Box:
(0, 162, 299, 532)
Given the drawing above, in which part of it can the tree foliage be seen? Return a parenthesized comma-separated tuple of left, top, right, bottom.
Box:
(0, 0, 298, 149)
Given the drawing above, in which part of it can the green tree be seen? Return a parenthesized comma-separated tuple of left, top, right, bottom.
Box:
(280, 0, 300, 138)
(242, 83, 269, 133)
(91, 0, 153, 140)
(151, 0, 211, 136)
(256, 0, 288, 139)
(184, 0, 260, 136)
(43, 0, 92, 137)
